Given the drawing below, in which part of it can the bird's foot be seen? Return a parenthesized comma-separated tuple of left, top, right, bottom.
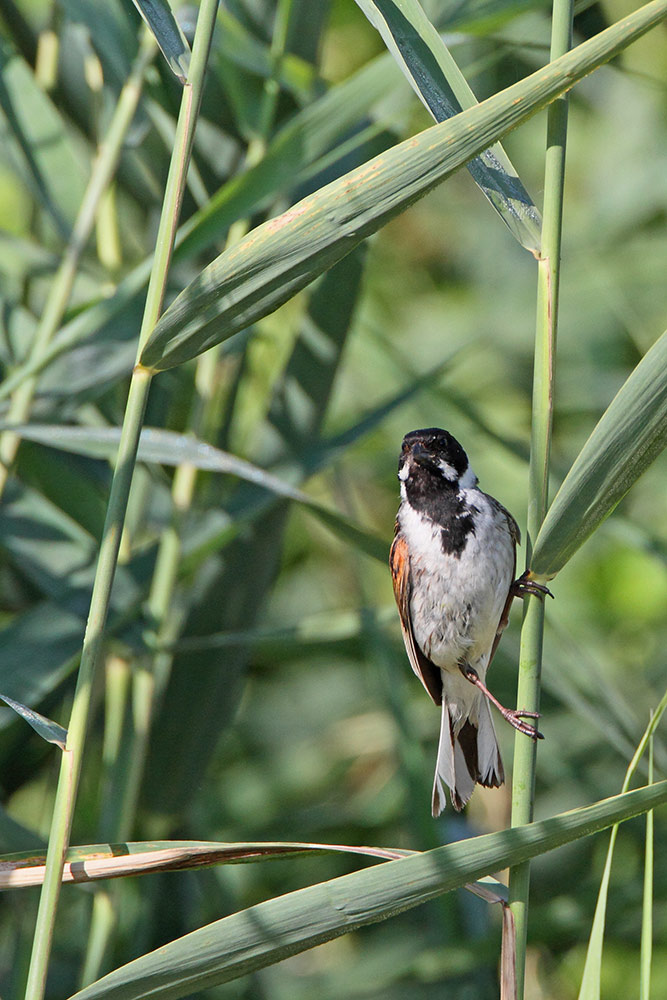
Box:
(512, 569, 553, 601)
(459, 664, 544, 740)
(497, 705, 544, 740)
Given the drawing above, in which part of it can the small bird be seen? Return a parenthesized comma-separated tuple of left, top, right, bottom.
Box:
(390, 427, 549, 815)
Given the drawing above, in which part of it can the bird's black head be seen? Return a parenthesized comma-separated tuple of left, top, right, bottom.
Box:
(398, 428, 473, 487)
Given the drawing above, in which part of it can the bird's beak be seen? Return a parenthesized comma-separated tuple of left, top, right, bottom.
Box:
(410, 442, 437, 471)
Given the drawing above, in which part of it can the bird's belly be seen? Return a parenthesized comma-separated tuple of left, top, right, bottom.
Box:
(408, 526, 513, 672)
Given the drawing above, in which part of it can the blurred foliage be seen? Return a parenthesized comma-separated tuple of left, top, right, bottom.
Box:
(0, 1, 665, 998)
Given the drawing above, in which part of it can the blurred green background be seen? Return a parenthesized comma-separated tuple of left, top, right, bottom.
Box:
(0, 0, 666, 997)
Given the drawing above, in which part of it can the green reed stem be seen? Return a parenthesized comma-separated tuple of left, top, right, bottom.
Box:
(23, 3, 220, 997)
(508, 2, 573, 997)
(78, 0, 296, 984)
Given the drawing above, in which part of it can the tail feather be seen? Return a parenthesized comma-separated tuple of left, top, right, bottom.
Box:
(431, 694, 504, 816)
(475, 697, 504, 788)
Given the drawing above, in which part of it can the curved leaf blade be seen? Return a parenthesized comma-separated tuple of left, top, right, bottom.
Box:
(140, 0, 667, 372)
(0, 840, 413, 890)
(532, 329, 667, 578)
(354, 0, 541, 250)
(0, 693, 67, 749)
(131, 0, 190, 82)
(67, 783, 667, 1000)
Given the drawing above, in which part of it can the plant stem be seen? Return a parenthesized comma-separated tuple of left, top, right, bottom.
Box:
(508, 2, 573, 997)
(0, 31, 156, 499)
(78, 0, 298, 984)
(23, 3, 220, 997)
(23, 368, 152, 1000)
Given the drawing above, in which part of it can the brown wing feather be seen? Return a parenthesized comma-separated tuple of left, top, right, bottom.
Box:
(390, 526, 443, 705)
(486, 502, 521, 668)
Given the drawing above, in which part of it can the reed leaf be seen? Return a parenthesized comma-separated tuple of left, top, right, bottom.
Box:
(531, 328, 667, 578)
(140, 0, 667, 372)
(68, 783, 667, 1000)
(355, 0, 541, 250)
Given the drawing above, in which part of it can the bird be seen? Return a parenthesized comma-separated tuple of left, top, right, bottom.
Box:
(389, 427, 550, 815)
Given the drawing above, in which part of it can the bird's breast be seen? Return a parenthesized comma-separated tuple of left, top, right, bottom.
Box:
(398, 495, 514, 670)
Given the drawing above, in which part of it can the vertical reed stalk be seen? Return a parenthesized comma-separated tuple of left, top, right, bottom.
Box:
(78, 0, 295, 984)
(508, 3, 573, 997)
(23, 3, 220, 997)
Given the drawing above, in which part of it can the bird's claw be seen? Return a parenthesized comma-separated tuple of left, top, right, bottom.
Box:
(512, 570, 554, 600)
(500, 707, 544, 740)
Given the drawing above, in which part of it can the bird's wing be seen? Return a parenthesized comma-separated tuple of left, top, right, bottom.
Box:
(487, 502, 520, 668)
(390, 527, 443, 706)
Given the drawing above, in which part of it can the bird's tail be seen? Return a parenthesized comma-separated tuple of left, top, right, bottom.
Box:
(431, 694, 504, 816)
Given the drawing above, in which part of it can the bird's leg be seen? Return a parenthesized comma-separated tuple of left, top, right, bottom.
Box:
(512, 569, 554, 601)
(459, 663, 544, 740)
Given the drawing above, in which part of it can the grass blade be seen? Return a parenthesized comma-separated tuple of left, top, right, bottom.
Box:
(130, 0, 190, 82)
(0, 694, 67, 749)
(66, 782, 667, 1000)
(531, 328, 667, 579)
(0, 840, 414, 889)
(139, 0, 667, 372)
(354, 0, 541, 250)
(577, 689, 667, 1000)
(640, 737, 654, 1000)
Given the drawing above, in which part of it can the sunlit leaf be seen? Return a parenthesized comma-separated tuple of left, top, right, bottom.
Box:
(139, 2, 667, 371)
(0, 53, 403, 404)
(354, 0, 541, 250)
(67, 782, 667, 1000)
(531, 328, 667, 578)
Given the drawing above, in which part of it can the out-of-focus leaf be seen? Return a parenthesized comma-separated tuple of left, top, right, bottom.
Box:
(0, 806, 44, 854)
(66, 783, 667, 1000)
(175, 348, 455, 577)
(0, 481, 96, 600)
(531, 328, 667, 579)
(144, 249, 367, 813)
(59, 0, 137, 86)
(169, 606, 395, 654)
(2, 424, 388, 563)
(577, 689, 667, 1000)
(0, 38, 87, 236)
(0, 54, 403, 405)
(0, 481, 141, 612)
(214, 8, 316, 99)
(0, 603, 83, 726)
(354, 0, 541, 251)
(140, 2, 667, 372)
(130, 0, 190, 82)
(0, 694, 67, 750)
